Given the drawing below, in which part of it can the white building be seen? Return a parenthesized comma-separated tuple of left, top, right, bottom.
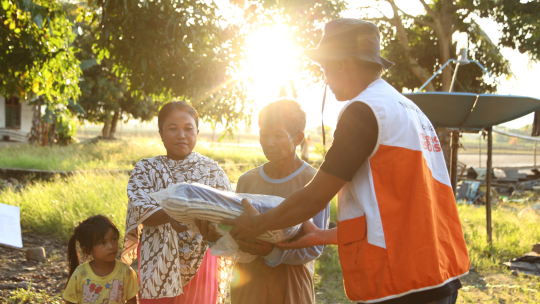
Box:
(0, 96, 34, 142)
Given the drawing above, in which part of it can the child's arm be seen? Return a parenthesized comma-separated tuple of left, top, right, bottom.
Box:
(126, 296, 137, 304)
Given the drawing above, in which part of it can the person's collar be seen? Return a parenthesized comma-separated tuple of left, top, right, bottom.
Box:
(349, 78, 384, 102)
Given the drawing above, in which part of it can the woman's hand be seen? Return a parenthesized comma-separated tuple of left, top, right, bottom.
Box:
(276, 221, 337, 249)
(168, 215, 188, 234)
(236, 239, 274, 256)
(194, 219, 222, 242)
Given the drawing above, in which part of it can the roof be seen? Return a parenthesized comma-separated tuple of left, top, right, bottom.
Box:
(403, 92, 540, 129)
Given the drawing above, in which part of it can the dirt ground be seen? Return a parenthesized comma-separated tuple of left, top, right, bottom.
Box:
(0, 232, 68, 302)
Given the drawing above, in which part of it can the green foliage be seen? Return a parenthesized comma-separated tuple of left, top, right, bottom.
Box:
(7, 284, 63, 303)
(371, 0, 512, 93)
(93, 0, 251, 134)
(0, 0, 81, 105)
(0, 173, 129, 242)
(55, 112, 78, 145)
(488, 0, 540, 62)
(65, 2, 159, 126)
(85, 0, 346, 135)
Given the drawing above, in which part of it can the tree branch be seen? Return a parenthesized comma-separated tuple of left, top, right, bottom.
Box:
(393, 4, 434, 27)
(388, 2, 435, 91)
(418, 0, 439, 20)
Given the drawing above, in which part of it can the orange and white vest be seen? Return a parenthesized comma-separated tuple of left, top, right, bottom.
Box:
(336, 79, 470, 303)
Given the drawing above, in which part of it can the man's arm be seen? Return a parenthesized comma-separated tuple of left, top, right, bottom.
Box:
(224, 171, 346, 240)
(224, 102, 378, 241)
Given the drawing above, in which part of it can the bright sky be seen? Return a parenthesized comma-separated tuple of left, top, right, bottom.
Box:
(153, 0, 537, 138)
(211, 0, 539, 135)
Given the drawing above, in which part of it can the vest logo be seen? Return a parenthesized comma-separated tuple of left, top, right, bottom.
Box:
(419, 133, 441, 152)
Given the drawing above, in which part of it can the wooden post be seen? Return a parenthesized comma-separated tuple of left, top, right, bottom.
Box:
(486, 127, 493, 244)
(534, 141, 537, 170)
(450, 130, 460, 194)
(479, 133, 482, 168)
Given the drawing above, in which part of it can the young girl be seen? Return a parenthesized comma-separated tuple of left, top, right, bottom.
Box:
(63, 215, 139, 304)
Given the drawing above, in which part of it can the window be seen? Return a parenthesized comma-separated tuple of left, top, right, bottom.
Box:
(5, 96, 21, 129)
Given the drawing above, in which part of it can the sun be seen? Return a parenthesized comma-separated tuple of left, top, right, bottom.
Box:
(241, 24, 301, 107)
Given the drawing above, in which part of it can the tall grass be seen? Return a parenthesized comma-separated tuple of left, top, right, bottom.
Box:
(0, 173, 129, 242)
(459, 203, 540, 270)
(0, 139, 267, 172)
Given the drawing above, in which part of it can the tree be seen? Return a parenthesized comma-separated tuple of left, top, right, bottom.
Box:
(361, 0, 511, 93)
(69, 4, 159, 139)
(1, 0, 82, 144)
(0, 0, 81, 101)
(489, 0, 540, 62)
(88, 0, 346, 137)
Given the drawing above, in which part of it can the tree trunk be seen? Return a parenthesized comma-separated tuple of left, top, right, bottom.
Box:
(48, 120, 57, 146)
(109, 110, 120, 139)
(28, 98, 43, 144)
(102, 114, 111, 138)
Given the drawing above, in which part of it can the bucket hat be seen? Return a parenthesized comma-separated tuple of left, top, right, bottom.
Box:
(303, 19, 394, 69)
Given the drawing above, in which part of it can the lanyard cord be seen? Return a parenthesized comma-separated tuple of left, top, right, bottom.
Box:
(321, 83, 328, 146)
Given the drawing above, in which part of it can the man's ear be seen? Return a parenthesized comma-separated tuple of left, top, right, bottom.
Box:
(295, 131, 305, 147)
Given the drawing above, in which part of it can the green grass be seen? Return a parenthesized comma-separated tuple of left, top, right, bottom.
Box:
(0, 173, 129, 242)
(6, 285, 63, 304)
(0, 138, 267, 172)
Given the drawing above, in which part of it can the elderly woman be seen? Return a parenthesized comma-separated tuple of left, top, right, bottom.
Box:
(122, 101, 231, 304)
(198, 99, 330, 304)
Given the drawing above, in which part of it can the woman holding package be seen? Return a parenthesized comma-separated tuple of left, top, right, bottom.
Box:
(122, 101, 231, 303)
(198, 100, 330, 304)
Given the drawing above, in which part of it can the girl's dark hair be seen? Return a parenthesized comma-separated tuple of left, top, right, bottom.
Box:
(66, 215, 119, 286)
(158, 101, 199, 132)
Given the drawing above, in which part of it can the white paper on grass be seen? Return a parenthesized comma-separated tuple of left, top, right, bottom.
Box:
(150, 183, 302, 262)
(0, 203, 23, 248)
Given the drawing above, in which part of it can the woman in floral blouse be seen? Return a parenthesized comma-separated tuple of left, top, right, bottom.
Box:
(122, 101, 231, 303)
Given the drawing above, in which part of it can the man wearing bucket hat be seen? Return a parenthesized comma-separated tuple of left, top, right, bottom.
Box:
(223, 19, 470, 304)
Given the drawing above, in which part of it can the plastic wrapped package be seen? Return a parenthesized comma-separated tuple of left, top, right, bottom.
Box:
(149, 183, 302, 262)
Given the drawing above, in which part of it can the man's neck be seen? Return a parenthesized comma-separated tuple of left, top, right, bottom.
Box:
(343, 75, 381, 101)
(264, 154, 304, 180)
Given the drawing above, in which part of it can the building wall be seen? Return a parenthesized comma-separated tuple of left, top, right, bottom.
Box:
(0, 96, 34, 142)
(0, 96, 5, 128)
(20, 102, 33, 133)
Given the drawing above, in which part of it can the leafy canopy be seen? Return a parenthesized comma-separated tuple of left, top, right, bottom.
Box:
(0, 0, 80, 104)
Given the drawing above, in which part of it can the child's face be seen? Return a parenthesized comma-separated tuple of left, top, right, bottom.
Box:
(90, 228, 119, 263)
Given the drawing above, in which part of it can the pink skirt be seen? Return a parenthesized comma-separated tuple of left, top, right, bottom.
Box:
(138, 243, 218, 304)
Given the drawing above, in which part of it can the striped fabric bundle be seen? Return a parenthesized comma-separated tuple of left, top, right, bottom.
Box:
(150, 183, 301, 244)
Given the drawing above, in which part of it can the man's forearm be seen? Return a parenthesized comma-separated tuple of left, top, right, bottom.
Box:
(255, 186, 323, 235)
(254, 170, 346, 235)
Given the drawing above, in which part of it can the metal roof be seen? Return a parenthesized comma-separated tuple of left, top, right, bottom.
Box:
(403, 92, 540, 129)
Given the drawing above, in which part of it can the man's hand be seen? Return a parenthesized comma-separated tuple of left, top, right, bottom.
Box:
(276, 221, 337, 249)
(221, 198, 262, 241)
(194, 219, 222, 242)
(236, 239, 274, 256)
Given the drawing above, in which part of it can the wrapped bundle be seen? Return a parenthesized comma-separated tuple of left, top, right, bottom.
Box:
(149, 183, 301, 244)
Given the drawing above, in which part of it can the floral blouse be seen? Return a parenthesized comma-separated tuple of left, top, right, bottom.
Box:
(121, 153, 232, 300)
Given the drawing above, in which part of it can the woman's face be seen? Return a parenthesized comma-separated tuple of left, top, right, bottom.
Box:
(259, 120, 303, 162)
(159, 110, 199, 160)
